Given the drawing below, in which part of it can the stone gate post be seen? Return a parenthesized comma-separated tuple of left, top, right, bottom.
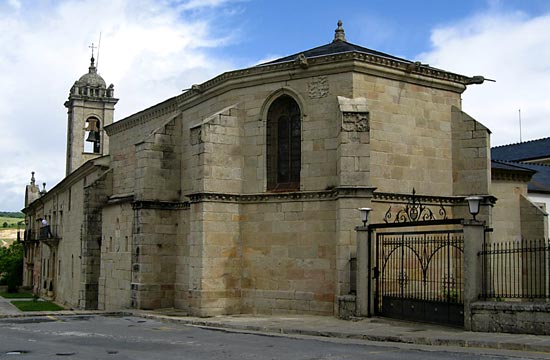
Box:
(356, 226, 374, 317)
(463, 219, 486, 330)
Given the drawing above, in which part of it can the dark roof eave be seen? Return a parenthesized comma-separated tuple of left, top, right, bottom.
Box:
(22, 156, 109, 212)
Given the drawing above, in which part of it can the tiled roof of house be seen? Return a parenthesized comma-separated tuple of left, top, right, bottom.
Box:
(491, 137, 550, 162)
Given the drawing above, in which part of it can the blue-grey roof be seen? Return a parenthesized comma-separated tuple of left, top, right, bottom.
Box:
(262, 40, 411, 65)
(491, 137, 550, 162)
(516, 162, 550, 193)
(492, 160, 550, 193)
(491, 160, 536, 173)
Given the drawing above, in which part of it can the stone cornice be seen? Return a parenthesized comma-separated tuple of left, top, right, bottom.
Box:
(373, 191, 464, 206)
(187, 187, 376, 203)
(131, 200, 190, 210)
(105, 98, 179, 136)
(106, 193, 134, 205)
(174, 51, 469, 111)
(104, 50, 470, 136)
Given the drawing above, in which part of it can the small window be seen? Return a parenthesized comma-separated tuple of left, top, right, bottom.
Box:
(266, 95, 301, 191)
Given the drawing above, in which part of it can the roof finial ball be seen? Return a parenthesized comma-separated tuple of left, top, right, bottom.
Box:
(333, 19, 347, 42)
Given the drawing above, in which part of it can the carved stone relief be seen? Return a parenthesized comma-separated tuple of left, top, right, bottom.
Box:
(308, 76, 329, 99)
(342, 111, 369, 132)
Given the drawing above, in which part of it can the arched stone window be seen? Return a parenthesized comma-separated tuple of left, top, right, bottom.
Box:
(84, 117, 101, 153)
(266, 95, 301, 191)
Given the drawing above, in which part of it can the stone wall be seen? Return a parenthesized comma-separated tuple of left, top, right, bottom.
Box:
(241, 198, 336, 315)
(95, 54, 487, 317)
(107, 101, 179, 197)
(520, 195, 549, 239)
(135, 117, 182, 201)
(42, 176, 85, 308)
(98, 202, 133, 310)
(451, 106, 491, 197)
(471, 301, 550, 335)
(362, 75, 462, 196)
(491, 180, 527, 242)
(130, 204, 179, 309)
(80, 169, 112, 309)
(183, 200, 241, 316)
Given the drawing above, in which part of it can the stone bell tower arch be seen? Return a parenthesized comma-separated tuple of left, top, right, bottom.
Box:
(64, 46, 118, 175)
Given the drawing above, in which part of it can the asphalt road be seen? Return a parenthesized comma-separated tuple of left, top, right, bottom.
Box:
(0, 315, 547, 359)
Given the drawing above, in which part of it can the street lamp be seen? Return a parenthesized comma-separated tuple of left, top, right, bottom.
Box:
(465, 196, 483, 220)
(358, 208, 372, 227)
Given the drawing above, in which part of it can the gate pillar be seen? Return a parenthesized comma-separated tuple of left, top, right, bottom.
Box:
(356, 226, 374, 316)
(463, 220, 485, 330)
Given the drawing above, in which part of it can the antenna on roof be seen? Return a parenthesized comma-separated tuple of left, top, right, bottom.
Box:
(518, 109, 522, 143)
(96, 32, 102, 70)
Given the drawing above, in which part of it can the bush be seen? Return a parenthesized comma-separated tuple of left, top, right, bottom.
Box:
(0, 242, 24, 293)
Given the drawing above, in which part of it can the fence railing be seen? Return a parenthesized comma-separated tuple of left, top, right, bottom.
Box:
(23, 226, 61, 241)
(479, 239, 550, 301)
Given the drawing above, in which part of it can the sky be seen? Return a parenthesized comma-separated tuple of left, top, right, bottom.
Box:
(1, 0, 550, 211)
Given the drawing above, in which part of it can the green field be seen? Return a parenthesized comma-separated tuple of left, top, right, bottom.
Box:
(0, 216, 24, 229)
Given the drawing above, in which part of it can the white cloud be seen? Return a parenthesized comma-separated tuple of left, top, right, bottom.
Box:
(7, 0, 21, 10)
(418, 11, 550, 146)
(0, 0, 239, 211)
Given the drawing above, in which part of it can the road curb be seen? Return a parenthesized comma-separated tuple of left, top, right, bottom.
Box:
(1, 310, 549, 354)
(127, 311, 550, 353)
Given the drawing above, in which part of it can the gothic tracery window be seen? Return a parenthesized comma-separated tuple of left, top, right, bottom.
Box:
(266, 95, 301, 191)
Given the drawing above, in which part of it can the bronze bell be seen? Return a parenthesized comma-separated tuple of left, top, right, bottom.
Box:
(86, 130, 100, 143)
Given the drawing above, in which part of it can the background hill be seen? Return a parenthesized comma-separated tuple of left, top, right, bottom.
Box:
(0, 212, 24, 248)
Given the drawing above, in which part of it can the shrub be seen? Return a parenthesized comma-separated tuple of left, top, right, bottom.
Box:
(0, 242, 24, 293)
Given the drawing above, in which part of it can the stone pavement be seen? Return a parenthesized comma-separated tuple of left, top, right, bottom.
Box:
(0, 294, 23, 316)
(2, 299, 550, 354)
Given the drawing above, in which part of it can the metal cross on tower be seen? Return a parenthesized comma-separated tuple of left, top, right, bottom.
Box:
(89, 42, 97, 59)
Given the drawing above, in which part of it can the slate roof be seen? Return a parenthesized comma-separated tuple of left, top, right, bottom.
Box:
(492, 160, 550, 193)
(491, 160, 536, 173)
(263, 40, 411, 65)
(514, 162, 550, 193)
(491, 137, 550, 162)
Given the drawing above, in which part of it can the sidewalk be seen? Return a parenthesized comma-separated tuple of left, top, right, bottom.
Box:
(132, 310, 550, 353)
(0, 294, 23, 316)
(2, 299, 550, 353)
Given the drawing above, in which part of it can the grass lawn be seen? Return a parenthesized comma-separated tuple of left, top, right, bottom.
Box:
(0, 291, 34, 299)
(11, 300, 64, 312)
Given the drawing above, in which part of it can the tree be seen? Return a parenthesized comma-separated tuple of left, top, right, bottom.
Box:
(0, 242, 24, 292)
(2, 222, 8, 228)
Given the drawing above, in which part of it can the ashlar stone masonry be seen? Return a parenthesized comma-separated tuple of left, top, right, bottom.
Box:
(23, 22, 493, 317)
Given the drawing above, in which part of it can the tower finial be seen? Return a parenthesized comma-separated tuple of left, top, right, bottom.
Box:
(333, 20, 347, 42)
(30, 171, 35, 185)
(88, 42, 97, 70)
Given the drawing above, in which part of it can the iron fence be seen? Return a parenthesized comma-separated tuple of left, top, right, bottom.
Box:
(479, 238, 550, 301)
(24, 226, 61, 241)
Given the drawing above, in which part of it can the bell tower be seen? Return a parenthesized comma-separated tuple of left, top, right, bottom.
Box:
(64, 47, 118, 175)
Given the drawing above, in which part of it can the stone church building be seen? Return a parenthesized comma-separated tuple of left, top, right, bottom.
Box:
(23, 22, 502, 316)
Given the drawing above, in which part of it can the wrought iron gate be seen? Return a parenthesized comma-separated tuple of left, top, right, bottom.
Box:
(373, 224, 464, 326)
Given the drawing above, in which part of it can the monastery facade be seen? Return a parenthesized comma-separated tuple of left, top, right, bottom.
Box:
(23, 22, 504, 316)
